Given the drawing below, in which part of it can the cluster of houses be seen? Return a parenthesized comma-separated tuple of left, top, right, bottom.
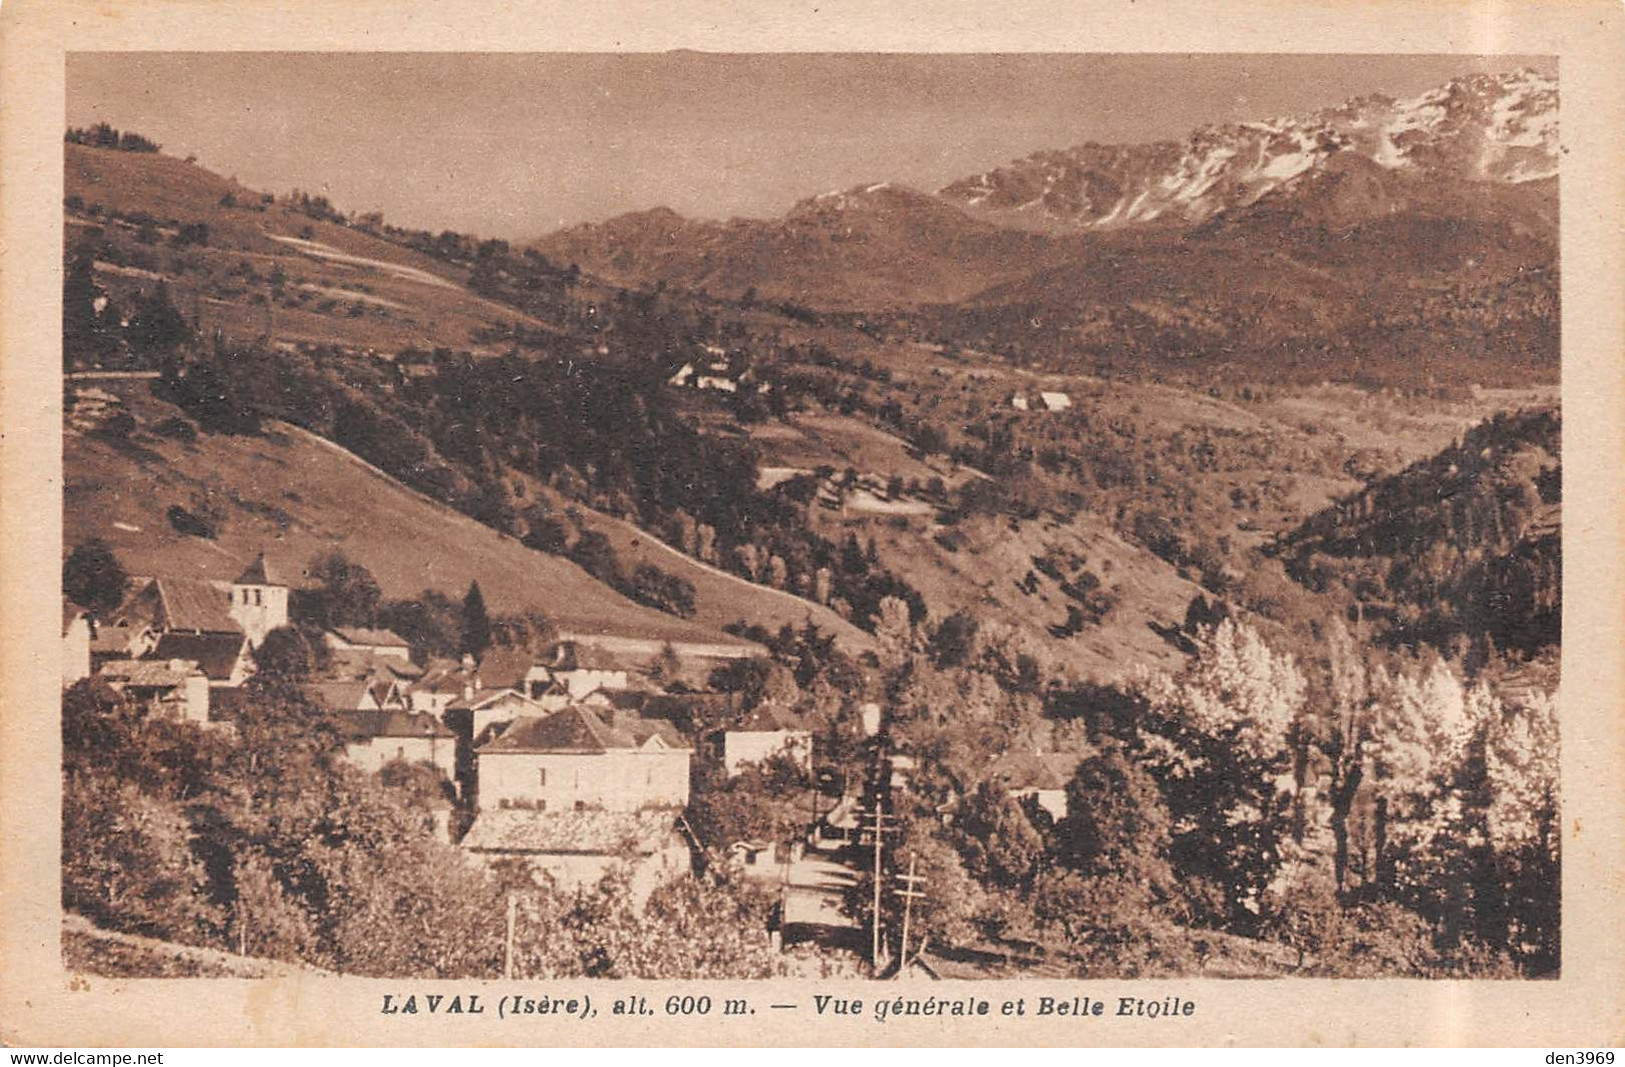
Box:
(62, 550, 820, 898)
(667, 343, 769, 396)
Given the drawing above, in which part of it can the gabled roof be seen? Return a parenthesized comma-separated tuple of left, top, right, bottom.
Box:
(461, 809, 683, 855)
(480, 706, 630, 754)
(234, 553, 285, 587)
(331, 626, 409, 649)
(99, 658, 201, 689)
(448, 687, 545, 715)
(150, 631, 248, 681)
(326, 648, 423, 681)
(477, 647, 542, 690)
(305, 680, 374, 712)
(608, 708, 687, 749)
(339, 709, 454, 740)
(731, 702, 808, 734)
(153, 578, 240, 634)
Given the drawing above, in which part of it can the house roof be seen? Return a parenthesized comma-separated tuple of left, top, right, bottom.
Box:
(234, 553, 284, 587)
(326, 648, 423, 681)
(99, 658, 200, 689)
(331, 626, 409, 649)
(987, 750, 1085, 792)
(731, 702, 808, 734)
(339, 709, 453, 740)
(448, 687, 545, 715)
(154, 578, 240, 634)
(480, 706, 628, 753)
(478, 647, 542, 690)
(306, 680, 374, 712)
(461, 809, 683, 856)
(90, 620, 148, 655)
(478, 705, 688, 754)
(150, 631, 248, 681)
(546, 640, 627, 673)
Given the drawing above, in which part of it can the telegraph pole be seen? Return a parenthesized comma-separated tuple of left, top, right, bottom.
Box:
(894, 852, 926, 979)
(861, 806, 891, 973)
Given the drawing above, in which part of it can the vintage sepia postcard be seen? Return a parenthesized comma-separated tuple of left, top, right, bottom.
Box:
(2, 0, 1622, 1049)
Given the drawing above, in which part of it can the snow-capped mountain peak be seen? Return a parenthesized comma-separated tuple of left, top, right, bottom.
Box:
(939, 67, 1557, 229)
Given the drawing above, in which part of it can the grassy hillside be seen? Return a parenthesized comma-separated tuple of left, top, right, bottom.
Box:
(64, 379, 763, 650)
(66, 143, 552, 357)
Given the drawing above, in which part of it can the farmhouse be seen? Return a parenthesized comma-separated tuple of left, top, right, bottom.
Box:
(338, 709, 456, 780)
(460, 808, 692, 899)
(475, 705, 690, 812)
(324, 626, 411, 661)
(719, 702, 813, 776)
(987, 750, 1086, 821)
(98, 658, 211, 724)
(446, 686, 549, 742)
(306, 676, 407, 714)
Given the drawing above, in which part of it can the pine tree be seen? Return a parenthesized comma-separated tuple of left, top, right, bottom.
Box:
(461, 580, 491, 659)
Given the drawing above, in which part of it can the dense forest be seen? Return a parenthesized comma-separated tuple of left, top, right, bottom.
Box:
(1279, 407, 1560, 658)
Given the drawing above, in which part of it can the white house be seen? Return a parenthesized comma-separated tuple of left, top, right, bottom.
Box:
(339, 709, 457, 780)
(1037, 391, 1072, 412)
(720, 703, 813, 776)
(460, 808, 692, 900)
(987, 750, 1086, 821)
(475, 705, 691, 812)
(449, 687, 549, 742)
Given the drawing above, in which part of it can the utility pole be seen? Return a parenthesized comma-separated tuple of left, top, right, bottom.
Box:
(861, 806, 891, 973)
(503, 893, 517, 980)
(894, 852, 926, 979)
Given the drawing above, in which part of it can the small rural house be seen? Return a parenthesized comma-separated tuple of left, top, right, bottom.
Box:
(306, 677, 407, 714)
(98, 658, 211, 724)
(446, 687, 548, 742)
(324, 626, 412, 661)
(720, 703, 813, 776)
(460, 808, 692, 899)
(544, 640, 632, 700)
(475, 647, 554, 699)
(1037, 391, 1072, 412)
(338, 709, 457, 780)
(62, 607, 91, 687)
(987, 750, 1086, 821)
(150, 631, 255, 688)
(475, 705, 691, 812)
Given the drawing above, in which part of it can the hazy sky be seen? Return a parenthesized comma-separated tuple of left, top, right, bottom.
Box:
(67, 53, 1554, 240)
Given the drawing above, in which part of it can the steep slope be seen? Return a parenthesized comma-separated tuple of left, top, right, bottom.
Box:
(1276, 406, 1560, 655)
(63, 379, 764, 651)
(65, 143, 552, 357)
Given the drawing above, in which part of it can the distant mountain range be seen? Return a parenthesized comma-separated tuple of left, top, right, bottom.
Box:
(531, 68, 1558, 322)
(940, 67, 1556, 230)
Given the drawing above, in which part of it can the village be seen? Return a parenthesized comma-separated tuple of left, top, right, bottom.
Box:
(61, 541, 1085, 970)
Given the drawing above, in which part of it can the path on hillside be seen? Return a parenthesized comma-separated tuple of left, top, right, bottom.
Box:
(264, 235, 569, 334)
(586, 508, 873, 649)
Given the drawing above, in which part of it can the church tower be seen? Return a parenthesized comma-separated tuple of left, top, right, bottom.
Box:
(228, 552, 288, 647)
